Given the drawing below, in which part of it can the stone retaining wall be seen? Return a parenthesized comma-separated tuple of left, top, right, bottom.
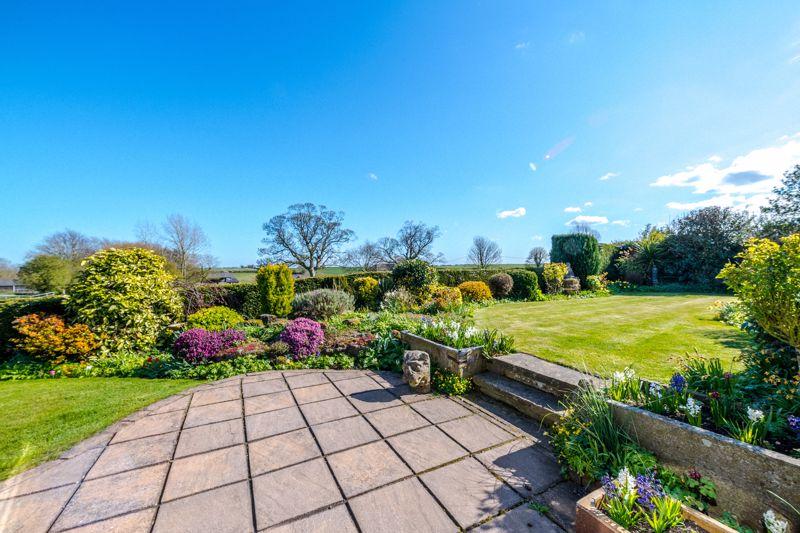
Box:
(609, 400, 800, 531)
(399, 331, 484, 377)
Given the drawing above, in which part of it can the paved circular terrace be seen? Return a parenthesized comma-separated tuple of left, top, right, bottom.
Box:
(0, 370, 583, 532)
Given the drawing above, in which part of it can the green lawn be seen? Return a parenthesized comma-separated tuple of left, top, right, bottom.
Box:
(474, 294, 749, 381)
(0, 378, 195, 480)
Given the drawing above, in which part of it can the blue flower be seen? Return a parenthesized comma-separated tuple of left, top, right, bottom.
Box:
(601, 474, 619, 500)
(670, 373, 687, 393)
(788, 415, 800, 436)
(634, 471, 664, 510)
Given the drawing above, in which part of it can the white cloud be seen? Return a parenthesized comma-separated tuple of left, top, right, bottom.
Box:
(707, 155, 723, 163)
(634, 207, 644, 212)
(367, 172, 379, 181)
(528, 162, 537, 172)
(611, 219, 630, 226)
(531, 234, 543, 241)
(584, 201, 593, 207)
(599, 172, 618, 181)
(497, 207, 526, 219)
(790, 54, 800, 64)
(564, 206, 582, 213)
(651, 133, 800, 211)
(568, 31, 585, 44)
(566, 215, 608, 226)
(515, 41, 530, 50)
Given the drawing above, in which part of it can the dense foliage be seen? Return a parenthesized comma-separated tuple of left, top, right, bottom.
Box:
(457, 281, 492, 302)
(17, 255, 73, 293)
(12, 313, 98, 364)
(380, 288, 418, 313)
(67, 248, 182, 353)
(352, 276, 380, 310)
(487, 273, 513, 298)
(542, 263, 568, 294)
(173, 328, 246, 364)
(430, 285, 463, 312)
(507, 269, 544, 301)
(391, 259, 437, 301)
(760, 164, 800, 239)
(550, 233, 602, 285)
(186, 306, 244, 331)
(292, 289, 355, 320)
(255, 263, 295, 317)
(0, 296, 65, 359)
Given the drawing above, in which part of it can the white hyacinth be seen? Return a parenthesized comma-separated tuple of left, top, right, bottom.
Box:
(763, 509, 788, 533)
(684, 397, 701, 417)
(747, 406, 764, 423)
(649, 383, 662, 398)
(615, 467, 636, 495)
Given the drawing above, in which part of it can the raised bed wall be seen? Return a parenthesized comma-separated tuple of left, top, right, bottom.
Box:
(399, 331, 484, 377)
(609, 400, 800, 531)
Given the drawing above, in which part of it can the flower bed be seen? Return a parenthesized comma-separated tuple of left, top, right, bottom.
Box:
(399, 331, 484, 378)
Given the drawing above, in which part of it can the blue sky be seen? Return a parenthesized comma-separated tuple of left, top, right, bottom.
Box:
(2, 1, 800, 266)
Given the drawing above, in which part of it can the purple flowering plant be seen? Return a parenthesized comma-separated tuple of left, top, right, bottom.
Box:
(173, 328, 245, 364)
(279, 318, 324, 359)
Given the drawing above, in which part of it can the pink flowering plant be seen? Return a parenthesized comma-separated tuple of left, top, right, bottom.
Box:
(173, 328, 246, 364)
(279, 318, 324, 359)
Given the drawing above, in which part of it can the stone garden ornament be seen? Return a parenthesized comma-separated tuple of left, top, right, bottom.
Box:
(403, 350, 431, 393)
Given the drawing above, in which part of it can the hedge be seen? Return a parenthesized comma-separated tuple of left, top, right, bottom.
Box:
(550, 234, 602, 285)
(0, 296, 66, 359)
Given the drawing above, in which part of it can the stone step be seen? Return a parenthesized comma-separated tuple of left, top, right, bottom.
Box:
(488, 353, 605, 398)
(472, 372, 565, 427)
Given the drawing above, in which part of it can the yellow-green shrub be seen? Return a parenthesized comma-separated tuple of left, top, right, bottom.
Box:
(352, 276, 380, 310)
(187, 306, 244, 331)
(256, 264, 295, 317)
(67, 248, 182, 353)
(431, 285, 463, 311)
(12, 313, 99, 363)
(457, 281, 492, 302)
(543, 263, 568, 294)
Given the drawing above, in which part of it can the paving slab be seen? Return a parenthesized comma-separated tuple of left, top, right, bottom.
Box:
(2, 370, 572, 532)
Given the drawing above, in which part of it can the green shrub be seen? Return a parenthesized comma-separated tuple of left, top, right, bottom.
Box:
(551, 234, 602, 285)
(718, 235, 800, 352)
(17, 255, 73, 293)
(487, 273, 513, 298)
(434, 269, 489, 287)
(507, 270, 543, 301)
(256, 264, 295, 317)
(543, 263, 568, 294)
(380, 288, 417, 313)
(292, 289, 354, 320)
(457, 281, 492, 302)
(184, 283, 261, 319)
(0, 296, 66, 359)
(352, 276, 380, 310)
(585, 273, 609, 294)
(392, 259, 438, 301)
(430, 285, 463, 311)
(187, 306, 244, 331)
(432, 368, 472, 395)
(294, 271, 393, 293)
(66, 248, 182, 353)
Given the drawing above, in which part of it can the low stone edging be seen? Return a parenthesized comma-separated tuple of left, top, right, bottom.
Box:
(399, 331, 484, 378)
(608, 400, 800, 531)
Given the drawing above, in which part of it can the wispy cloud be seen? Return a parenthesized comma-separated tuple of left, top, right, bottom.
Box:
(566, 215, 608, 226)
(790, 54, 800, 64)
(707, 155, 723, 163)
(515, 41, 530, 50)
(564, 206, 582, 213)
(529, 162, 537, 172)
(611, 219, 630, 226)
(531, 234, 543, 241)
(651, 132, 800, 211)
(497, 207, 526, 219)
(634, 207, 644, 212)
(584, 201, 593, 207)
(599, 172, 619, 181)
(568, 31, 585, 44)
(367, 172, 379, 181)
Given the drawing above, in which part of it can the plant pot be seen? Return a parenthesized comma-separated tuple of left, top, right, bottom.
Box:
(576, 488, 738, 533)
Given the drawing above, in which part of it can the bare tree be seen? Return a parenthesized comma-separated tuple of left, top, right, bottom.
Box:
(526, 246, 548, 267)
(343, 241, 382, 271)
(468, 236, 502, 268)
(259, 203, 355, 277)
(0, 258, 17, 279)
(161, 214, 210, 278)
(34, 229, 100, 265)
(570, 222, 601, 240)
(134, 221, 161, 245)
(378, 221, 442, 265)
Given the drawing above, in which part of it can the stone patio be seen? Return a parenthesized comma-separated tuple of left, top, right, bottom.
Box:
(0, 370, 584, 532)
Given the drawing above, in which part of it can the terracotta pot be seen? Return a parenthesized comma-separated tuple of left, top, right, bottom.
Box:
(575, 488, 739, 533)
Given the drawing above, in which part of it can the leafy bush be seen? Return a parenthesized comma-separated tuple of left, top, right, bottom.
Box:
(186, 306, 244, 331)
(0, 296, 65, 359)
(352, 276, 380, 310)
(17, 255, 73, 293)
(432, 368, 472, 395)
(430, 285, 463, 311)
(356, 332, 408, 372)
(718, 235, 800, 352)
(292, 289, 354, 320)
(294, 271, 393, 293)
(543, 263, 568, 294)
(507, 270, 544, 301)
(184, 283, 261, 319)
(434, 269, 489, 287)
(67, 248, 182, 353)
(487, 273, 513, 298)
(173, 328, 245, 364)
(12, 313, 98, 363)
(279, 318, 325, 358)
(457, 281, 492, 302)
(392, 259, 438, 300)
(585, 273, 609, 294)
(380, 288, 418, 313)
(551, 234, 602, 285)
(256, 264, 295, 317)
